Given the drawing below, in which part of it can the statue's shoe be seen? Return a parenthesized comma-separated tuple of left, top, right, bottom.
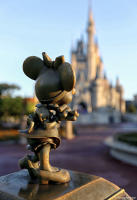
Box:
(29, 168, 70, 184)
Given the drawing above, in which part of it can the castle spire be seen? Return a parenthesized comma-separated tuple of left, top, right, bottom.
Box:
(104, 71, 107, 80)
(87, 0, 95, 37)
(95, 65, 101, 80)
(95, 36, 98, 48)
(88, 0, 94, 28)
(110, 81, 113, 89)
(87, 1, 96, 81)
(116, 76, 120, 86)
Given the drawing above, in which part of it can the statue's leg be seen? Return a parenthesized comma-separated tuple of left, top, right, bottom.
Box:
(39, 143, 58, 172)
(23, 144, 70, 184)
(27, 154, 39, 169)
(19, 154, 39, 170)
(19, 144, 70, 184)
(19, 153, 40, 180)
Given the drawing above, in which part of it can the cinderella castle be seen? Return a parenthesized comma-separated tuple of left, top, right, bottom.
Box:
(71, 8, 125, 114)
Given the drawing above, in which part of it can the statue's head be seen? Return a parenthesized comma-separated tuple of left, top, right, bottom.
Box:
(23, 52, 76, 105)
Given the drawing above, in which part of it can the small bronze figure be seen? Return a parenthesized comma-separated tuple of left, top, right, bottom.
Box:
(19, 52, 79, 184)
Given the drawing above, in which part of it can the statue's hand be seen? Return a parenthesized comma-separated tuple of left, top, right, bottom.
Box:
(66, 110, 79, 121)
(36, 105, 51, 122)
(56, 105, 70, 121)
(26, 113, 35, 133)
(57, 110, 68, 121)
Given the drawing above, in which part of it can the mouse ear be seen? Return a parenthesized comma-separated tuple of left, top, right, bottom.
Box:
(58, 62, 76, 91)
(23, 56, 45, 80)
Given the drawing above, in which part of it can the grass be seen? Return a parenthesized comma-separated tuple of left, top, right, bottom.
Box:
(116, 132, 137, 146)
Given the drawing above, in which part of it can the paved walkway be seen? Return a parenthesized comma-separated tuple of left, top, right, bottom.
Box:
(0, 123, 137, 198)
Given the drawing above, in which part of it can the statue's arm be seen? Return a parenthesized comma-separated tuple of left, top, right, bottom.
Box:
(56, 105, 79, 121)
(26, 113, 36, 133)
(65, 110, 79, 121)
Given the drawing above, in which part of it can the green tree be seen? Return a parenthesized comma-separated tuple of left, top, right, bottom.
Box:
(0, 83, 21, 120)
(127, 103, 137, 113)
(0, 83, 20, 97)
(0, 97, 23, 118)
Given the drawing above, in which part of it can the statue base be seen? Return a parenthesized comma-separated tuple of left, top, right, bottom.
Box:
(0, 169, 132, 200)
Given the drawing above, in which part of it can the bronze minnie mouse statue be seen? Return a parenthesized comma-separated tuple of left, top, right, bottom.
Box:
(19, 52, 79, 184)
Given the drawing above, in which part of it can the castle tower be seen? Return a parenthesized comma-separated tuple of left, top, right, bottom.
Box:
(87, 7, 96, 80)
(115, 77, 125, 112)
(71, 5, 125, 115)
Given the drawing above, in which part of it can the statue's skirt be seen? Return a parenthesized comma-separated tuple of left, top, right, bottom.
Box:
(20, 128, 61, 150)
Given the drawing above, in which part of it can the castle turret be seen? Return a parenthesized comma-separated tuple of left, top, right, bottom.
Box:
(104, 71, 107, 80)
(87, 7, 96, 81)
(71, 49, 77, 73)
(95, 65, 101, 80)
(115, 77, 125, 113)
(116, 77, 120, 87)
(94, 36, 99, 55)
(77, 35, 84, 55)
(116, 77, 123, 94)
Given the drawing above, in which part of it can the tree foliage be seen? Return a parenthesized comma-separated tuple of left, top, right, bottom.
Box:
(0, 97, 23, 118)
(0, 83, 20, 97)
(0, 83, 36, 120)
(127, 103, 137, 113)
(0, 97, 36, 120)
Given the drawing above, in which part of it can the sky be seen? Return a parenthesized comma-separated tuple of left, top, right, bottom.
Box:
(0, 0, 137, 100)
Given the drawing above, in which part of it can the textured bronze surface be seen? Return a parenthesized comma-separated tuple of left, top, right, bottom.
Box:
(19, 53, 79, 184)
(0, 170, 132, 200)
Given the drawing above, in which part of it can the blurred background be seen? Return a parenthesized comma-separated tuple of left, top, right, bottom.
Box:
(1, 0, 137, 198)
